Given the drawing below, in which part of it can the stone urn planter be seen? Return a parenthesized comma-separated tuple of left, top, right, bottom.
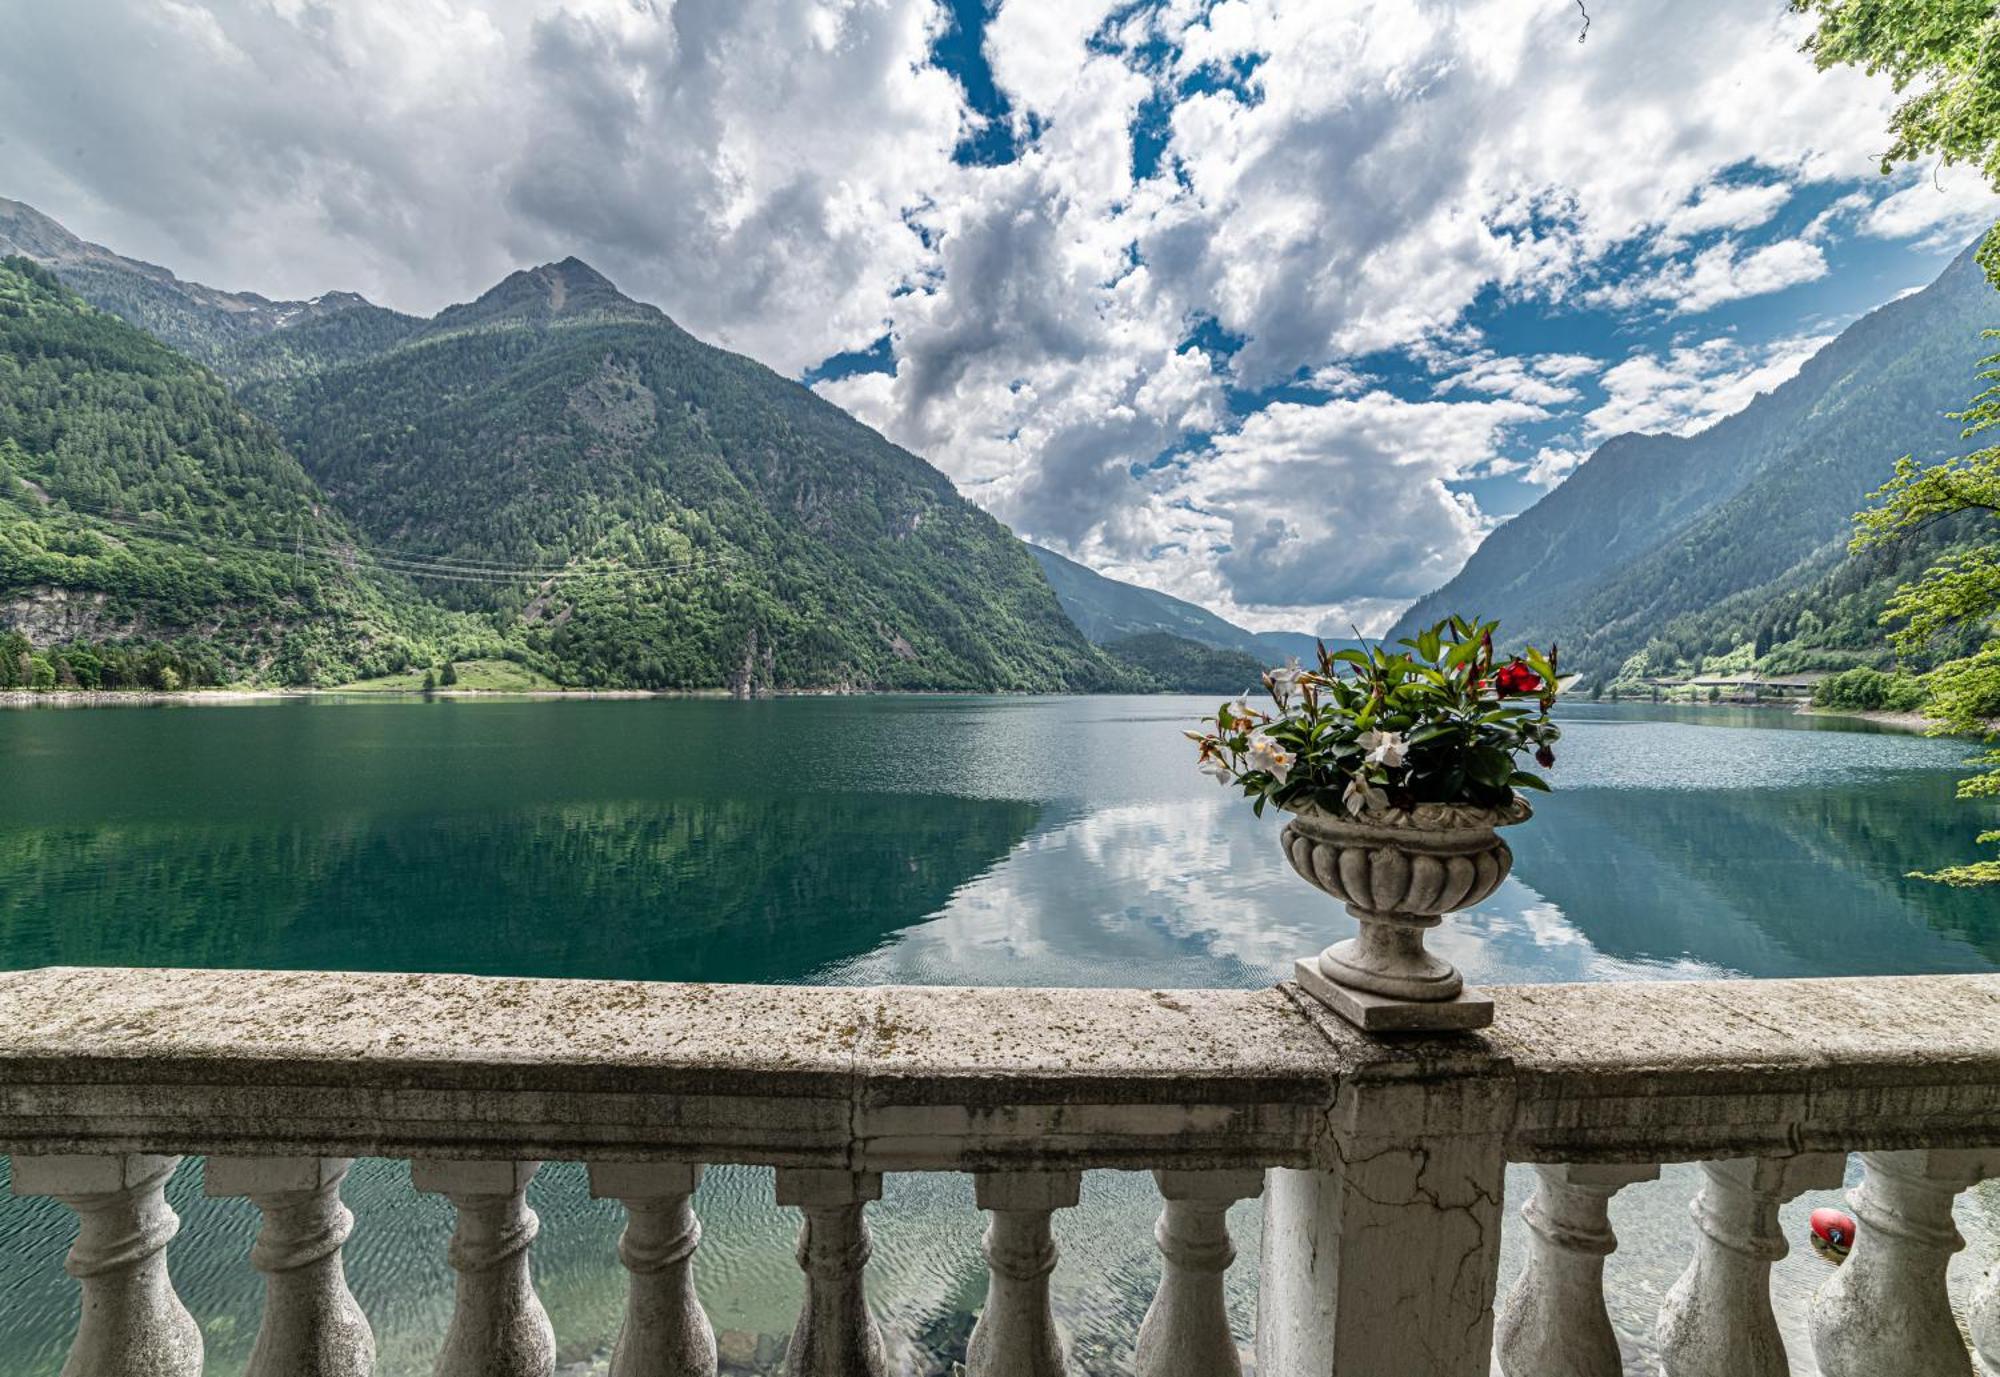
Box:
(1282, 794, 1531, 1031)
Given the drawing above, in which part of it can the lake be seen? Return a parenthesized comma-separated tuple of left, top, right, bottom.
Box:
(0, 695, 1995, 1374)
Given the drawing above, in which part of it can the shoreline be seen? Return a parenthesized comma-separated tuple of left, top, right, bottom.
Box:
(4, 689, 1989, 733)
(1795, 705, 1940, 733)
(0, 685, 1052, 708)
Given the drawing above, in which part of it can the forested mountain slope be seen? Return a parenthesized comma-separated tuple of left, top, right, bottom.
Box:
(244, 258, 1122, 692)
(1392, 243, 1998, 681)
(1028, 543, 1322, 662)
(0, 197, 418, 381)
(0, 257, 446, 686)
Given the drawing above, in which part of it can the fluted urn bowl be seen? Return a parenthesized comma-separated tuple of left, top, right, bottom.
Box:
(1282, 794, 1531, 1007)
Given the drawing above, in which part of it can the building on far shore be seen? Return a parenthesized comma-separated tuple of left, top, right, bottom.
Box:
(1659, 671, 1830, 703)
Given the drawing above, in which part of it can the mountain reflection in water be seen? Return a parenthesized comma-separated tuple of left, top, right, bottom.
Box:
(0, 696, 1993, 1374)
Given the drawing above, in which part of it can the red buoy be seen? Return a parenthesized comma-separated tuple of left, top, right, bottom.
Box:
(1809, 1207, 1856, 1263)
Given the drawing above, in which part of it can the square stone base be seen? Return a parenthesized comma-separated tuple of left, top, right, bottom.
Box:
(1294, 959, 1495, 1032)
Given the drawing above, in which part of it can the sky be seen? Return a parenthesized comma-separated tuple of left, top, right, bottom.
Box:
(2, 0, 1995, 636)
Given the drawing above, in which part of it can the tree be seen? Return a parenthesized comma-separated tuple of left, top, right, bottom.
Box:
(1796, 2, 2000, 883)
(1852, 334, 2000, 883)
(422, 669, 437, 692)
(1791, 0, 2000, 289)
(439, 661, 459, 687)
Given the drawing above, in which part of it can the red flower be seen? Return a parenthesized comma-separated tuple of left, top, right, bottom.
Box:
(1495, 660, 1543, 695)
(1535, 744, 1556, 769)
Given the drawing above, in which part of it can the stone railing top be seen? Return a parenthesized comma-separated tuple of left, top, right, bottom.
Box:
(0, 966, 1996, 1170)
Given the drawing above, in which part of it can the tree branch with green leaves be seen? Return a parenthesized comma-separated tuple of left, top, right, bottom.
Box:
(1852, 334, 2000, 883)
(1791, 0, 2000, 288)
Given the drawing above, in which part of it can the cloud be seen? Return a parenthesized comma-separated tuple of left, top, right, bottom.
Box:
(1655, 180, 1792, 250)
(1586, 333, 1832, 439)
(1585, 237, 1829, 314)
(0, 0, 1966, 632)
(1437, 352, 1602, 406)
(1119, 390, 1543, 632)
(837, 0, 1908, 618)
(0, 0, 964, 372)
(1858, 177, 2000, 251)
(1523, 445, 1590, 488)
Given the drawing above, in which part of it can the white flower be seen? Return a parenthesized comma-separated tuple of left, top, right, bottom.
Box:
(1200, 757, 1236, 787)
(1342, 774, 1389, 817)
(1225, 695, 1265, 726)
(1246, 733, 1294, 784)
(1358, 728, 1408, 769)
(1262, 658, 1303, 707)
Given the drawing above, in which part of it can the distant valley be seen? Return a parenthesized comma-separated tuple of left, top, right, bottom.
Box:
(0, 197, 1305, 695)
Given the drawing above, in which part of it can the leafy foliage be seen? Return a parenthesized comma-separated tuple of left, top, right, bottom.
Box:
(1850, 334, 2000, 882)
(0, 629, 222, 692)
(1810, 665, 1932, 713)
(1793, 0, 2000, 289)
(1189, 618, 1563, 817)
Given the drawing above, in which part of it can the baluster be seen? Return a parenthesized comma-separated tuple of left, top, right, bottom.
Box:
(587, 1162, 717, 1377)
(1811, 1149, 2000, 1377)
(11, 1153, 204, 1377)
(205, 1156, 374, 1377)
(965, 1170, 1081, 1377)
(1494, 1162, 1657, 1377)
(1653, 1153, 1843, 1377)
(1256, 1065, 1510, 1377)
(1972, 1259, 2000, 1377)
(1134, 1168, 1262, 1377)
(775, 1168, 887, 1377)
(412, 1158, 555, 1377)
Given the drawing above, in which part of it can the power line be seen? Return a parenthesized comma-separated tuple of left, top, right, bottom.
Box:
(3, 490, 736, 584)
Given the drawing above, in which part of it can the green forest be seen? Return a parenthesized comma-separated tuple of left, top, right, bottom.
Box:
(0, 254, 1135, 693)
(0, 256, 469, 687)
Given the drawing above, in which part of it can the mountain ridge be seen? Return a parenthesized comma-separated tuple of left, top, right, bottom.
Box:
(1391, 241, 1998, 682)
(0, 196, 414, 374)
(1028, 543, 1325, 664)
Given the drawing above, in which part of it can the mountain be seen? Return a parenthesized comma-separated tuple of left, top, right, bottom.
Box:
(1027, 543, 1324, 664)
(1391, 242, 2000, 682)
(238, 257, 1122, 692)
(1099, 632, 1267, 693)
(0, 257, 451, 687)
(0, 197, 418, 380)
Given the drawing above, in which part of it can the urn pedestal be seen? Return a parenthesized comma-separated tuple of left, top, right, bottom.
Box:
(1281, 796, 1529, 1032)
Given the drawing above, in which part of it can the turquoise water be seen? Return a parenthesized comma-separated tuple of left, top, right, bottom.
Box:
(0, 696, 1994, 1372)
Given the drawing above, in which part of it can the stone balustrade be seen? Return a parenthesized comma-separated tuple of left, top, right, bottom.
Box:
(0, 966, 1996, 1375)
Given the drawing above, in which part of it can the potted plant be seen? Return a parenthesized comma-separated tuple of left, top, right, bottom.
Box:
(1189, 617, 1564, 1031)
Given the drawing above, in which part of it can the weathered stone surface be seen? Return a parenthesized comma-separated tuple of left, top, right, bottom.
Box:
(0, 969, 1337, 1170)
(0, 966, 1998, 1376)
(205, 1155, 374, 1377)
(965, 1171, 1080, 1377)
(777, 1170, 886, 1377)
(11, 1152, 204, 1377)
(1135, 1170, 1263, 1377)
(1293, 960, 1493, 1032)
(1256, 1002, 1514, 1377)
(1495, 1163, 1657, 1377)
(1811, 1149, 2000, 1377)
(1487, 976, 2000, 1161)
(0, 967, 1993, 1173)
(414, 1158, 555, 1377)
(1653, 1154, 1843, 1377)
(587, 1162, 715, 1377)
